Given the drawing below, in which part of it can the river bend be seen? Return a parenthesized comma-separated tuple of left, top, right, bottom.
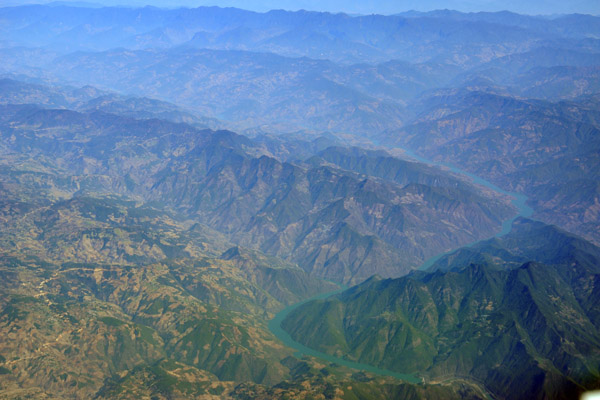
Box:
(268, 148, 534, 382)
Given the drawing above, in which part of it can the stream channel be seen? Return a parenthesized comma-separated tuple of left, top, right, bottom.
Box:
(268, 147, 535, 383)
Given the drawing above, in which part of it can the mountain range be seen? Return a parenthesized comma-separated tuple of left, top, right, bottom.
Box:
(282, 218, 600, 399)
(382, 89, 600, 245)
(1, 4, 599, 399)
(0, 78, 511, 398)
(0, 80, 515, 283)
(1, 5, 598, 249)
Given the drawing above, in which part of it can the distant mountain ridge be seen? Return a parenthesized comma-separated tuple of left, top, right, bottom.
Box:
(2, 1, 599, 19)
(0, 78, 223, 129)
(2, 5, 599, 63)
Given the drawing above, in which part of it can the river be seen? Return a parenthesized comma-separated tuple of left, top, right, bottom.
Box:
(268, 284, 422, 383)
(268, 147, 534, 383)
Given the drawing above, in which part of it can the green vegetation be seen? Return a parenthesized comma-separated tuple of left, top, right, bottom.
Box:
(283, 220, 600, 399)
(0, 7, 599, 398)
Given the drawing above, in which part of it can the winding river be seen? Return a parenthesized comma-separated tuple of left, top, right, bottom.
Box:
(268, 147, 534, 383)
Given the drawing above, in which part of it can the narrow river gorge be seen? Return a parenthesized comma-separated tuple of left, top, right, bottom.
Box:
(268, 147, 535, 383)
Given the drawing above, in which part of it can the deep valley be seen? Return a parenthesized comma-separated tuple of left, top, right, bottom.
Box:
(1, 3, 599, 399)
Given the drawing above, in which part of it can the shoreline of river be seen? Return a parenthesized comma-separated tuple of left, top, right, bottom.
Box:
(268, 146, 534, 384)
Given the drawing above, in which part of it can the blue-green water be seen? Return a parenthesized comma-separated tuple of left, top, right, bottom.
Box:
(268, 146, 533, 383)
(267, 285, 422, 383)
(401, 148, 533, 271)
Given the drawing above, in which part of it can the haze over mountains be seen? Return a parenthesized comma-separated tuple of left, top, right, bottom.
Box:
(4, 0, 600, 15)
(0, 3, 599, 399)
(0, 79, 514, 283)
(2, 4, 599, 245)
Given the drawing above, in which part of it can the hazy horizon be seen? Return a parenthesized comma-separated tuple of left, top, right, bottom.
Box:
(2, 0, 600, 15)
